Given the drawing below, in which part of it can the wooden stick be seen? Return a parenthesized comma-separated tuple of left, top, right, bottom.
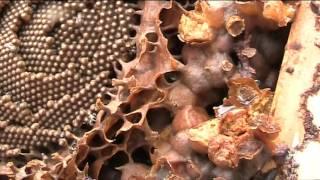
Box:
(271, 1, 320, 148)
(271, 1, 320, 179)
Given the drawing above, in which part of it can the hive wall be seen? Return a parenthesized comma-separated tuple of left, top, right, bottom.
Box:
(0, 0, 297, 179)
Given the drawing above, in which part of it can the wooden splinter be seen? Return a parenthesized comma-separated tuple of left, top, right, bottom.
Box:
(271, 1, 320, 148)
(271, 2, 320, 179)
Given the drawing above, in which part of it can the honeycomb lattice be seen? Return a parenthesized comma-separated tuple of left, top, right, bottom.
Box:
(0, 0, 134, 164)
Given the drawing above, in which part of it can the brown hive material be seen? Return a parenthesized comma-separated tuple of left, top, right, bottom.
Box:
(0, 0, 305, 180)
(0, 0, 135, 165)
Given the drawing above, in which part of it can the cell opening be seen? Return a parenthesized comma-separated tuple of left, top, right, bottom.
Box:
(126, 112, 142, 124)
(164, 71, 181, 84)
(80, 123, 94, 133)
(108, 151, 129, 168)
(230, 50, 240, 66)
(129, 29, 137, 38)
(159, 7, 181, 28)
(77, 153, 97, 171)
(127, 45, 137, 62)
(167, 33, 183, 56)
(36, 145, 51, 156)
(24, 166, 33, 174)
(145, 32, 158, 43)
(146, 107, 173, 132)
(115, 61, 123, 71)
(156, 71, 181, 89)
(131, 146, 152, 166)
(112, 133, 125, 145)
(98, 164, 122, 180)
(205, 88, 226, 116)
(119, 103, 130, 114)
(100, 93, 111, 104)
(132, 14, 141, 26)
(105, 119, 124, 140)
(87, 131, 105, 147)
(146, 43, 156, 52)
(176, 0, 187, 7)
(20, 149, 30, 154)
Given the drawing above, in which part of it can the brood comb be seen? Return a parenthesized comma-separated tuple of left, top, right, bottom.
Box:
(0, 0, 135, 165)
